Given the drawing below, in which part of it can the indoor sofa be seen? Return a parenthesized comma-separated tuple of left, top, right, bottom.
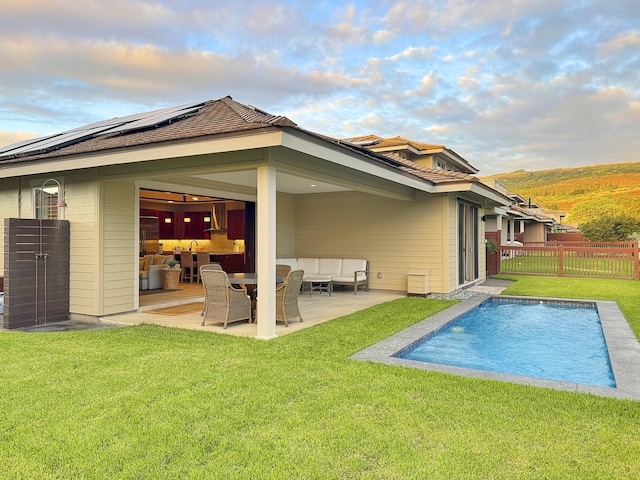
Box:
(275, 257, 369, 294)
(139, 254, 176, 290)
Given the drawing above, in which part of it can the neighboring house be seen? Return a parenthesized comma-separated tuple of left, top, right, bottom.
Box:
(481, 180, 555, 245)
(343, 134, 479, 174)
(0, 96, 509, 337)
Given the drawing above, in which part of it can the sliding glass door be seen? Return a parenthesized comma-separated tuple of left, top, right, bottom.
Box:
(458, 200, 479, 285)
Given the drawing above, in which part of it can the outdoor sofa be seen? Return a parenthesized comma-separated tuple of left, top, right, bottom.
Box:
(276, 257, 369, 294)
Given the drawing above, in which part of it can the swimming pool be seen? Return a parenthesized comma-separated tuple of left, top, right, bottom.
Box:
(351, 295, 640, 399)
(395, 298, 614, 388)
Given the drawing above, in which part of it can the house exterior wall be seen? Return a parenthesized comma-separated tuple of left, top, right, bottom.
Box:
(412, 155, 435, 169)
(523, 222, 546, 242)
(276, 192, 296, 257)
(66, 171, 101, 315)
(293, 190, 453, 294)
(101, 181, 136, 315)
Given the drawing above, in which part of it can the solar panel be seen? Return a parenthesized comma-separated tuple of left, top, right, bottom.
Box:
(4, 123, 125, 157)
(0, 100, 205, 159)
(99, 102, 204, 135)
(0, 134, 51, 155)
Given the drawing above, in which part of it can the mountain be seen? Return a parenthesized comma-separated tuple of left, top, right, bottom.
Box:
(481, 162, 640, 225)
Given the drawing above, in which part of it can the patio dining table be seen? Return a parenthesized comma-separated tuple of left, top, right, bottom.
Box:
(227, 272, 285, 301)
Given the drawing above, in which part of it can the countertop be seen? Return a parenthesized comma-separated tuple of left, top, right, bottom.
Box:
(170, 250, 244, 255)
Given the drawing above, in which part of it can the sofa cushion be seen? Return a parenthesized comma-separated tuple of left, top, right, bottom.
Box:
(340, 258, 367, 276)
(150, 254, 164, 265)
(332, 273, 367, 283)
(297, 258, 319, 276)
(318, 258, 342, 276)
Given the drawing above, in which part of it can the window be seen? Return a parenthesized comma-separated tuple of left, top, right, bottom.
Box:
(33, 178, 65, 219)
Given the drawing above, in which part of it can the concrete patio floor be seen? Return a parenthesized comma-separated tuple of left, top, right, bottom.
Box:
(100, 284, 406, 337)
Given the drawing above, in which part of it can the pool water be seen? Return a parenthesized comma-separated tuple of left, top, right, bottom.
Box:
(396, 299, 616, 388)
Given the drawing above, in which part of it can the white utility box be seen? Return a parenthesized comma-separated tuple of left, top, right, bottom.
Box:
(407, 270, 430, 297)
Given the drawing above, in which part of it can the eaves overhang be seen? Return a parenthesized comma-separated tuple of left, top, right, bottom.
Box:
(0, 127, 285, 178)
(279, 128, 438, 195)
(431, 181, 511, 207)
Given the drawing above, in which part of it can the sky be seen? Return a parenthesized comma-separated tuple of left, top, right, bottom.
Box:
(1, 0, 639, 175)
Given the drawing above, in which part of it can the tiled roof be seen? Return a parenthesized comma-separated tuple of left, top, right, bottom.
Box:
(0, 96, 487, 188)
(510, 204, 555, 223)
(379, 153, 479, 185)
(346, 134, 446, 151)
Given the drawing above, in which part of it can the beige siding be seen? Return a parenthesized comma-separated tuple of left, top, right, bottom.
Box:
(294, 191, 452, 294)
(523, 223, 546, 242)
(101, 181, 136, 315)
(66, 171, 100, 314)
(276, 192, 296, 257)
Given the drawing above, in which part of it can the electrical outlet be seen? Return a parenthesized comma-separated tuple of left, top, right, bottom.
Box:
(377, 272, 382, 278)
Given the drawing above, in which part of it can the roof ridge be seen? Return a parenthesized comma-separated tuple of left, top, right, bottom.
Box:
(220, 96, 297, 127)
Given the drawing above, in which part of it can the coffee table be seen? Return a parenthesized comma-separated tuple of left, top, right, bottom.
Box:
(302, 275, 332, 297)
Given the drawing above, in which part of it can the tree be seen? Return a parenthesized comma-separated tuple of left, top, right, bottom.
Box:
(567, 197, 619, 225)
(579, 215, 640, 242)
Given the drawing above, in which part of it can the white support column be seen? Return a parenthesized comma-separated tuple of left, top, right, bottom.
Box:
(497, 215, 506, 245)
(509, 218, 515, 243)
(255, 165, 277, 339)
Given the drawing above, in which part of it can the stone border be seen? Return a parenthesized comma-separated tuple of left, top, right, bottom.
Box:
(351, 294, 640, 400)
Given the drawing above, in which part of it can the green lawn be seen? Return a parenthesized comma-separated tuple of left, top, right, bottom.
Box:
(1, 279, 640, 478)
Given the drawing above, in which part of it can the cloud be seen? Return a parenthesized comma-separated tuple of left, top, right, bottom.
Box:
(600, 32, 640, 52)
(0, 130, 40, 150)
(390, 46, 437, 62)
(0, 0, 639, 177)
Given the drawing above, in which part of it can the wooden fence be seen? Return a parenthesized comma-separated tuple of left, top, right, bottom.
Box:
(498, 241, 640, 280)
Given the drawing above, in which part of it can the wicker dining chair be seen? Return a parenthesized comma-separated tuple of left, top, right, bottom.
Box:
(180, 252, 198, 283)
(275, 264, 292, 286)
(200, 269, 252, 329)
(199, 263, 222, 273)
(275, 269, 304, 327)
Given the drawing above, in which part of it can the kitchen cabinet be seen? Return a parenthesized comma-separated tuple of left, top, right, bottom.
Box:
(212, 253, 245, 273)
(158, 211, 173, 238)
(145, 209, 212, 240)
(226, 209, 245, 239)
(184, 211, 206, 238)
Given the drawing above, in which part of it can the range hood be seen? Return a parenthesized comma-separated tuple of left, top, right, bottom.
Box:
(204, 203, 226, 232)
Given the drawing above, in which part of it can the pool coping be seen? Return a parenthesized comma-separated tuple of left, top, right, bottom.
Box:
(351, 294, 640, 400)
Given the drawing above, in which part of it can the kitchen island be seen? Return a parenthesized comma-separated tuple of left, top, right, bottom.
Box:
(173, 251, 245, 273)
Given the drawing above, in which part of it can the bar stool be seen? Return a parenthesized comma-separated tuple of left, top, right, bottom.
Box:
(180, 252, 198, 283)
